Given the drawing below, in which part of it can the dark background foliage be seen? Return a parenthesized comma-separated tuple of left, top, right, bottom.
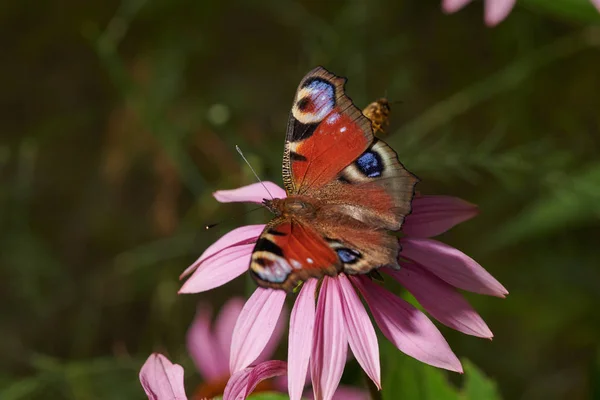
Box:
(1, 0, 599, 399)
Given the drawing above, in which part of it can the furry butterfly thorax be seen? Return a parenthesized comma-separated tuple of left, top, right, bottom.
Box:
(251, 67, 419, 292)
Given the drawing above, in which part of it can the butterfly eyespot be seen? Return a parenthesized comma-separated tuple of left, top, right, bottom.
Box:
(356, 150, 383, 178)
(336, 248, 361, 264)
(292, 78, 335, 124)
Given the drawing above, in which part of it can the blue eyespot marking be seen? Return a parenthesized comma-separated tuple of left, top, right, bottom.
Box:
(356, 150, 383, 178)
(336, 248, 360, 264)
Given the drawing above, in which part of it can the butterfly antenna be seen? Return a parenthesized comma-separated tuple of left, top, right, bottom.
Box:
(235, 145, 274, 200)
(205, 205, 263, 230)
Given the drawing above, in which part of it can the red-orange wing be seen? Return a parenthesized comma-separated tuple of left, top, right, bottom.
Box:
(282, 66, 374, 195)
(249, 218, 341, 292)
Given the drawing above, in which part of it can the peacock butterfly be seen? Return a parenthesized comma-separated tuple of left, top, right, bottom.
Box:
(250, 66, 419, 292)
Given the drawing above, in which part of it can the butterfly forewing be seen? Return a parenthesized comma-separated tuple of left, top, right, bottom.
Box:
(282, 67, 374, 195)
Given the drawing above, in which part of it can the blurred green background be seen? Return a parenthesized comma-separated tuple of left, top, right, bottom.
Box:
(1, 0, 600, 399)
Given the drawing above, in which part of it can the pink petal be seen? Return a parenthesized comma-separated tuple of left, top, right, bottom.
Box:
(186, 305, 224, 380)
(257, 303, 289, 363)
(403, 196, 478, 238)
(385, 265, 493, 338)
(288, 279, 318, 400)
(179, 243, 254, 294)
(484, 0, 516, 26)
(230, 288, 286, 373)
(332, 386, 370, 400)
(442, 0, 472, 13)
(336, 275, 381, 389)
(353, 276, 463, 373)
(139, 353, 187, 400)
(400, 237, 508, 297)
(304, 385, 370, 400)
(311, 277, 348, 400)
(213, 181, 287, 204)
(591, 0, 600, 12)
(180, 224, 264, 279)
(223, 360, 287, 400)
(215, 298, 246, 367)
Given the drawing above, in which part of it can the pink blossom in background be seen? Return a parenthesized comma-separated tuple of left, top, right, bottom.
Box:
(140, 297, 368, 400)
(179, 182, 507, 400)
(139, 353, 287, 400)
(442, 0, 600, 26)
(187, 297, 287, 398)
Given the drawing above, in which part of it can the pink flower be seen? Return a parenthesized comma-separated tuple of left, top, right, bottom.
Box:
(139, 353, 287, 400)
(140, 297, 368, 399)
(442, 0, 600, 26)
(180, 182, 507, 400)
(187, 297, 287, 398)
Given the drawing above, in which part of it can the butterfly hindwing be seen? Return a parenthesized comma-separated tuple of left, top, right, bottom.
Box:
(315, 138, 419, 231)
(282, 66, 374, 194)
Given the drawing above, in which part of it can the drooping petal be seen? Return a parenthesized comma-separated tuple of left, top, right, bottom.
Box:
(213, 181, 287, 204)
(400, 237, 508, 297)
(288, 279, 318, 400)
(311, 277, 348, 400)
(256, 303, 288, 363)
(230, 288, 286, 373)
(180, 224, 264, 279)
(484, 0, 516, 26)
(385, 264, 493, 338)
(223, 360, 287, 400)
(441, 0, 472, 13)
(215, 298, 246, 369)
(186, 305, 223, 380)
(353, 276, 463, 373)
(139, 353, 187, 400)
(403, 195, 478, 238)
(336, 275, 381, 389)
(179, 243, 254, 294)
(592, 0, 600, 12)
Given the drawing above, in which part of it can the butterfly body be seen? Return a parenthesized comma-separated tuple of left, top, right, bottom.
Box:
(250, 67, 419, 292)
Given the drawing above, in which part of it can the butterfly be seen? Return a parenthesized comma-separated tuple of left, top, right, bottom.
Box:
(250, 66, 419, 292)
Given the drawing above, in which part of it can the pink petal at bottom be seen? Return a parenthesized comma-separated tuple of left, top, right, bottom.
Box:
(385, 265, 493, 338)
(336, 275, 381, 389)
(484, 0, 516, 26)
(403, 195, 478, 238)
(213, 181, 287, 204)
(311, 277, 348, 400)
(139, 353, 187, 400)
(186, 306, 224, 380)
(229, 288, 286, 373)
(179, 243, 254, 294)
(215, 298, 246, 368)
(353, 276, 463, 373)
(223, 360, 287, 400)
(304, 385, 370, 400)
(442, 0, 472, 13)
(592, 0, 600, 12)
(401, 237, 508, 297)
(288, 279, 317, 400)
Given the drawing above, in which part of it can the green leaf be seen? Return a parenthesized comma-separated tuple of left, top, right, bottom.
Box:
(489, 162, 600, 249)
(246, 393, 290, 400)
(462, 359, 502, 400)
(381, 340, 459, 400)
(521, 0, 600, 23)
